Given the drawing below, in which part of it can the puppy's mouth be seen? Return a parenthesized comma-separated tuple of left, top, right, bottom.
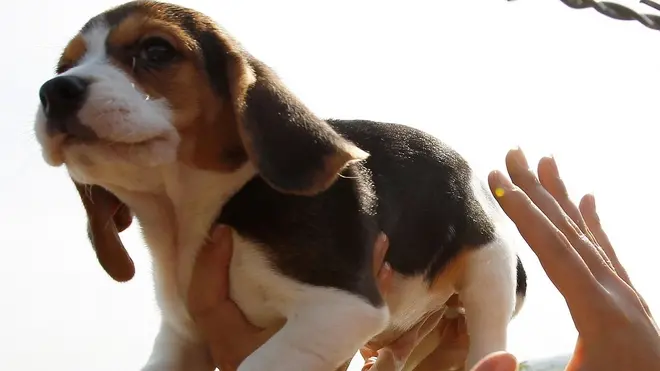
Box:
(55, 129, 180, 171)
(62, 129, 178, 165)
(57, 109, 171, 148)
(42, 120, 178, 167)
(63, 132, 168, 147)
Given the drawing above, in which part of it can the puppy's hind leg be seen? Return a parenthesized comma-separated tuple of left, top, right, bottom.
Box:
(458, 236, 517, 370)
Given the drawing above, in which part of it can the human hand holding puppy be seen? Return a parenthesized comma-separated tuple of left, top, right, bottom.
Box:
(186, 227, 394, 371)
(186, 222, 515, 371)
(186, 148, 660, 371)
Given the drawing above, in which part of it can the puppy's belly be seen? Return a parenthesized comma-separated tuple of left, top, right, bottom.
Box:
(227, 233, 307, 328)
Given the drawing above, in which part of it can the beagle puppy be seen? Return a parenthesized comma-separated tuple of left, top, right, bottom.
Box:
(33, 1, 528, 371)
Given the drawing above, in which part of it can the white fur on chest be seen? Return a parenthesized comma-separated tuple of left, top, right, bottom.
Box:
(107, 161, 355, 343)
(107, 162, 258, 340)
(99, 159, 392, 371)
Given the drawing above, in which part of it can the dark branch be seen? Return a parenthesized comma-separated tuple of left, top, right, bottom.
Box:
(508, 0, 660, 32)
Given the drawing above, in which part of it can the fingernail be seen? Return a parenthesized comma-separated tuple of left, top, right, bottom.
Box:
(510, 146, 529, 169)
(491, 170, 513, 198)
(379, 262, 393, 290)
(379, 232, 388, 244)
(212, 224, 229, 241)
(549, 154, 560, 177)
(589, 193, 600, 222)
(382, 262, 392, 275)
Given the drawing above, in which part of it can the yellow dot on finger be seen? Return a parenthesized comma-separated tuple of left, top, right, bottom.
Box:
(494, 187, 505, 198)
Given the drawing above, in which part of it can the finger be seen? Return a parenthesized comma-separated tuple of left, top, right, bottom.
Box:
(453, 314, 470, 345)
(579, 194, 654, 317)
(187, 225, 233, 318)
(370, 348, 398, 371)
(362, 357, 378, 371)
(457, 313, 467, 334)
(434, 316, 453, 342)
(373, 232, 389, 277)
(537, 157, 598, 245)
(414, 310, 445, 344)
(505, 149, 613, 280)
(436, 316, 458, 344)
(436, 315, 469, 350)
(376, 262, 393, 300)
(537, 157, 613, 269)
(579, 194, 632, 285)
(441, 296, 464, 323)
(488, 169, 604, 314)
(384, 309, 446, 365)
(373, 233, 394, 298)
(469, 352, 518, 371)
(361, 348, 378, 361)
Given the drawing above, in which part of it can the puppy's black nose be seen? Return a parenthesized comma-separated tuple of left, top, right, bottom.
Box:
(39, 76, 89, 120)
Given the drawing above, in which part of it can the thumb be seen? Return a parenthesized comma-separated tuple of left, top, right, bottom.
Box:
(364, 348, 399, 371)
(187, 225, 233, 318)
(470, 352, 518, 371)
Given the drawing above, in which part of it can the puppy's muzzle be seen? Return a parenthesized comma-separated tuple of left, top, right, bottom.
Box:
(39, 75, 97, 140)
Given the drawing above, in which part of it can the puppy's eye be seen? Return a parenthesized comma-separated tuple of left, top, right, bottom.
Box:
(138, 37, 177, 66)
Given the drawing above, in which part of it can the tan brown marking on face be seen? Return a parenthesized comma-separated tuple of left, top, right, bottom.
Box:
(67, 1, 364, 186)
(178, 99, 248, 172)
(101, 10, 247, 172)
(57, 2, 252, 282)
(57, 34, 87, 73)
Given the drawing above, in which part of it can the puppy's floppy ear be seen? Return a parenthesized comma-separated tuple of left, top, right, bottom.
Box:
(200, 31, 369, 196)
(73, 180, 135, 282)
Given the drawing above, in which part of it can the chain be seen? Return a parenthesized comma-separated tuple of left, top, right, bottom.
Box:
(508, 0, 660, 32)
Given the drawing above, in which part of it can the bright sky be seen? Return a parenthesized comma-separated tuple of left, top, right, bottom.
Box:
(2, 0, 659, 370)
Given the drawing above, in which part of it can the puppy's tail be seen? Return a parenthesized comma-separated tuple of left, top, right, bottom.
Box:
(513, 255, 527, 317)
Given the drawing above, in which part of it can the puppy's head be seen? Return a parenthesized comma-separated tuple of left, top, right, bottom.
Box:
(34, 0, 368, 282)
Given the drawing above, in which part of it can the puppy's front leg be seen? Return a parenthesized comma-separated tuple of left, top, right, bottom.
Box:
(238, 289, 389, 371)
(141, 321, 215, 371)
